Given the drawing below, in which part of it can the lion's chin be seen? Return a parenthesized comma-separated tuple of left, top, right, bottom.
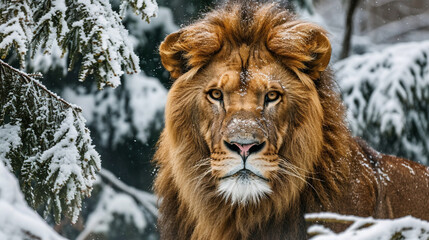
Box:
(217, 170, 272, 205)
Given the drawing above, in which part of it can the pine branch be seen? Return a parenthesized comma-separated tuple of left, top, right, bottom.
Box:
(0, 0, 33, 67)
(0, 59, 77, 109)
(0, 59, 101, 224)
(32, 0, 68, 57)
(0, 0, 159, 88)
(63, 0, 141, 88)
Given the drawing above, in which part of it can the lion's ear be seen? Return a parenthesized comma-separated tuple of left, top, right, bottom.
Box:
(159, 31, 185, 79)
(267, 22, 331, 80)
(159, 25, 222, 79)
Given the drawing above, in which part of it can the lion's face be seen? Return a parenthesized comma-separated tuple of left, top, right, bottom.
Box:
(192, 47, 314, 204)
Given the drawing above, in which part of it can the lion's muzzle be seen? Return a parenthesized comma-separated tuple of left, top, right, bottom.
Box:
(211, 112, 276, 204)
(224, 141, 266, 159)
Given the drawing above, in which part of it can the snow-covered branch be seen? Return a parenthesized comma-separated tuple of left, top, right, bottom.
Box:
(0, 59, 101, 223)
(119, 0, 158, 22)
(62, 0, 140, 88)
(0, 0, 159, 88)
(0, 0, 33, 66)
(76, 169, 157, 240)
(336, 41, 429, 165)
(98, 168, 158, 216)
(306, 212, 429, 239)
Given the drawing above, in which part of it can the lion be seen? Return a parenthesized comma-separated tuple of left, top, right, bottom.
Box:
(153, 2, 429, 239)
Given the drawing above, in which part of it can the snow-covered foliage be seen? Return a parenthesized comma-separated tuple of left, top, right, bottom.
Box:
(336, 41, 429, 165)
(125, 6, 177, 48)
(30, 39, 68, 76)
(306, 212, 429, 239)
(62, 72, 167, 148)
(119, 0, 158, 22)
(77, 169, 157, 240)
(0, 60, 101, 223)
(0, 0, 33, 66)
(0, 0, 158, 88)
(0, 162, 66, 240)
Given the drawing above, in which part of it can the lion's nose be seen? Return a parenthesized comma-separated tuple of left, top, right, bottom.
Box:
(224, 140, 266, 159)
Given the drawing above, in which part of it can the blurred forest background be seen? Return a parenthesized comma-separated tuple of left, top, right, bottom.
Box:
(1, 0, 428, 239)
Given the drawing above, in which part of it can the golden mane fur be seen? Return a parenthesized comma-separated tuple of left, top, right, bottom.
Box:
(154, 2, 429, 240)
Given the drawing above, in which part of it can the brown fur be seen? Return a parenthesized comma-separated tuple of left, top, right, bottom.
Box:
(154, 2, 429, 239)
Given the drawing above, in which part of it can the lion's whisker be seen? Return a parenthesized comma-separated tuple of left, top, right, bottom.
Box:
(277, 154, 315, 174)
(277, 162, 321, 196)
(277, 155, 323, 182)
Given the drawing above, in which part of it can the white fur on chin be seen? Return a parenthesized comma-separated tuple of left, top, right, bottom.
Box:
(218, 175, 272, 205)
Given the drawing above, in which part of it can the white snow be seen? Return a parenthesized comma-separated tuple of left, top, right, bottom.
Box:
(78, 185, 147, 237)
(0, 0, 157, 87)
(43, 109, 85, 193)
(33, 107, 101, 223)
(307, 212, 429, 240)
(0, 124, 21, 170)
(70, 0, 135, 87)
(0, 164, 66, 240)
(400, 162, 416, 176)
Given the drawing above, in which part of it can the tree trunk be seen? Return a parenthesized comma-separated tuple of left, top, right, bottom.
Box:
(340, 0, 360, 60)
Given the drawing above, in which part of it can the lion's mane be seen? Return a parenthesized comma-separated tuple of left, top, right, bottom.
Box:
(153, 2, 354, 239)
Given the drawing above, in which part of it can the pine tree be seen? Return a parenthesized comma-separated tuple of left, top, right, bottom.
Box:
(0, 0, 158, 225)
(336, 41, 429, 165)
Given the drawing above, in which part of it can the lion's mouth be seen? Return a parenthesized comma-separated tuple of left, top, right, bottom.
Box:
(220, 169, 268, 182)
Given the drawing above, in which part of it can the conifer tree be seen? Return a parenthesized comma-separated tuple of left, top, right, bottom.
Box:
(0, 0, 158, 224)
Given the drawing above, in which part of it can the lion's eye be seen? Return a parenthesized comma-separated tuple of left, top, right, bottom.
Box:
(208, 89, 223, 101)
(265, 91, 280, 103)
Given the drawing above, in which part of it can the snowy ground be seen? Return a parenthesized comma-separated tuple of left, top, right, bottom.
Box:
(0, 164, 65, 240)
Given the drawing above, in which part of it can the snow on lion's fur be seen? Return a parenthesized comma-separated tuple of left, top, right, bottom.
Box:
(153, 1, 429, 239)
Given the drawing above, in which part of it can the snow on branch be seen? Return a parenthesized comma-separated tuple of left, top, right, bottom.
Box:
(32, 0, 68, 57)
(0, 60, 101, 224)
(120, 0, 158, 22)
(61, 0, 140, 88)
(0, 0, 33, 66)
(306, 212, 429, 239)
(0, 0, 159, 88)
(336, 41, 429, 165)
(0, 163, 66, 240)
(76, 169, 157, 240)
